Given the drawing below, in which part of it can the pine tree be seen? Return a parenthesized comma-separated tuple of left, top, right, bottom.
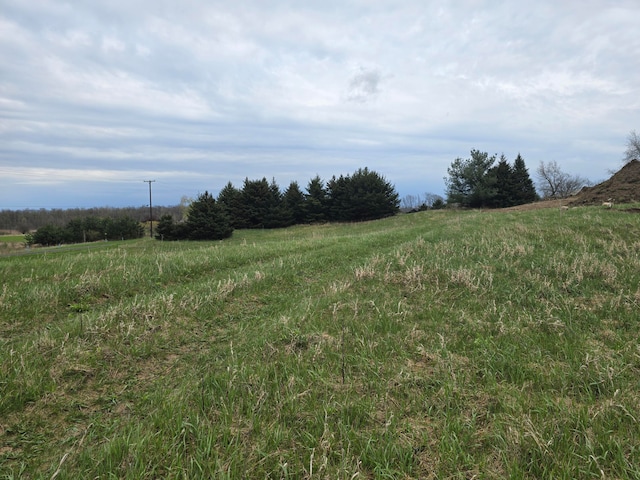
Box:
(108, 216, 145, 240)
(263, 178, 288, 228)
(217, 182, 242, 228)
(489, 155, 516, 208)
(30, 224, 64, 246)
(445, 150, 497, 208)
(237, 178, 272, 228)
(283, 181, 306, 225)
(346, 168, 399, 221)
(186, 191, 233, 240)
(512, 154, 538, 204)
(156, 214, 178, 240)
(64, 218, 86, 243)
(304, 176, 328, 223)
(325, 174, 350, 221)
(325, 168, 399, 222)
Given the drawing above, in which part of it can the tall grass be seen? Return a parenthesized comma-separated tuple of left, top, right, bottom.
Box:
(1, 207, 639, 478)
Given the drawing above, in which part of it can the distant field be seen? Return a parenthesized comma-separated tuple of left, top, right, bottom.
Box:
(1, 207, 639, 478)
(0, 234, 26, 254)
(0, 234, 25, 243)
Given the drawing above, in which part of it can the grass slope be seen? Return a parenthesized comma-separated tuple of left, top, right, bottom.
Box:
(1, 208, 640, 479)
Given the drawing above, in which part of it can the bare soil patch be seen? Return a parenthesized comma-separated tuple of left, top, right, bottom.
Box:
(499, 198, 570, 211)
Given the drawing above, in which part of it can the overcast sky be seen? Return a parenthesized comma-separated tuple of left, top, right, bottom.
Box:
(1, 1, 638, 209)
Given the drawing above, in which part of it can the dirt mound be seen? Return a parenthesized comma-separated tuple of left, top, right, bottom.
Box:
(569, 159, 640, 206)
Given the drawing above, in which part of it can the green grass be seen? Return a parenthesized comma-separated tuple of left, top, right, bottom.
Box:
(0, 235, 26, 255)
(0, 235, 25, 243)
(1, 207, 640, 478)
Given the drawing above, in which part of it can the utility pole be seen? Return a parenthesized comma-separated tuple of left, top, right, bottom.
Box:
(144, 180, 156, 238)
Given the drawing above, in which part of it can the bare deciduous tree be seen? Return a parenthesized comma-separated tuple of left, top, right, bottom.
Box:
(423, 193, 444, 208)
(623, 130, 640, 164)
(400, 194, 421, 210)
(536, 160, 590, 199)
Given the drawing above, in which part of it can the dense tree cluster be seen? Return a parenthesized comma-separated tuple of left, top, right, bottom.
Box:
(445, 150, 538, 208)
(25, 216, 144, 246)
(156, 168, 400, 241)
(156, 191, 233, 241)
(326, 168, 400, 221)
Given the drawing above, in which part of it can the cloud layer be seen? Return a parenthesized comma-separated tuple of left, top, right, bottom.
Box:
(1, 0, 638, 208)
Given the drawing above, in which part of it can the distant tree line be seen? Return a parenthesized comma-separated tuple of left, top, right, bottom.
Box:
(25, 216, 145, 246)
(156, 167, 400, 241)
(0, 205, 183, 234)
(445, 150, 539, 208)
(400, 193, 446, 211)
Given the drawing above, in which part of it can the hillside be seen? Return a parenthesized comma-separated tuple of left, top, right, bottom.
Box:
(569, 159, 640, 205)
(2, 209, 640, 478)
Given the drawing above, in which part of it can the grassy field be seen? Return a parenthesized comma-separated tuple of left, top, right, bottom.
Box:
(0, 235, 25, 242)
(1, 207, 639, 479)
(0, 235, 26, 255)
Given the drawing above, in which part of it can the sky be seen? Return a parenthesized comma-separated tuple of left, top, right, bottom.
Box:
(1, 0, 639, 209)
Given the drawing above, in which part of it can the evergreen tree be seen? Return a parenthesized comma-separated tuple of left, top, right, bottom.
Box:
(29, 224, 65, 246)
(347, 167, 399, 221)
(432, 198, 445, 209)
(262, 178, 289, 228)
(64, 218, 86, 243)
(107, 216, 145, 240)
(185, 191, 233, 240)
(283, 181, 306, 225)
(511, 154, 538, 204)
(445, 150, 497, 208)
(81, 216, 106, 242)
(489, 155, 516, 208)
(30, 215, 144, 245)
(325, 174, 350, 221)
(327, 168, 399, 221)
(304, 176, 328, 223)
(155, 214, 189, 240)
(239, 178, 272, 228)
(217, 181, 243, 228)
(155, 214, 177, 240)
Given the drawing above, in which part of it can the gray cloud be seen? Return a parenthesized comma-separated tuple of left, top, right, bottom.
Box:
(347, 68, 381, 103)
(1, 0, 639, 208)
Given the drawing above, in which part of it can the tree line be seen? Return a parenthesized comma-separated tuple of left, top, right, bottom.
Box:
(156, 167, 400, 241)
(0, 205, 183, 234)
(10, 141, 612, 244)
(16, 168, 399, 244)
(24, 216, 145, 246)
(400, 193, 445, 211)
